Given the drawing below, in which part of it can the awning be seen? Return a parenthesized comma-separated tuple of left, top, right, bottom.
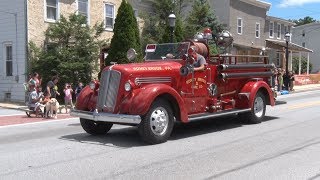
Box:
(266, 39, 313, 53)
(233, 43, 264, 50)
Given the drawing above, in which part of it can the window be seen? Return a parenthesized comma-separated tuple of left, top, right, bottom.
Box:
(105, 3, 114, 30)
(276, 52, 281, 67)
(269, 22, 274, 38)
(284, 26, 288, 39)
(133, 9, 138, 18)
(46, 0, 58, 21)
(255, 23, 260, 38)
(237, 18, 242, 35)
(78, 0, 89, 23)
(277, 24, 281, 39)
(302, 42, 306, 47)
(4, 44, 13, 76)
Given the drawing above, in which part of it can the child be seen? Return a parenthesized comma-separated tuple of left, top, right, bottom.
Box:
(63, 83, 74, 113)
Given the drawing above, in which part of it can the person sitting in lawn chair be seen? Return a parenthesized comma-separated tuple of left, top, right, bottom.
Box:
(27, 85, 44, 117)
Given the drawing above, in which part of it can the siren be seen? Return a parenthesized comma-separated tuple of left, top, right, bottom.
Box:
(145, 44, 156, 53)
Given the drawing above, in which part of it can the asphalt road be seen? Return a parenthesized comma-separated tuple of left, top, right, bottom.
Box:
(0, 90, 320, 180)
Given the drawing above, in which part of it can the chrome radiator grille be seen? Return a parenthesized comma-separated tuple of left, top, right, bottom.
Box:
(97, 70, 121, 112)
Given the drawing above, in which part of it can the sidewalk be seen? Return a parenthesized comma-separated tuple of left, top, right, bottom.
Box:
(292, 83, 320, 92)
(1, 83, 320, 110)
(0, 102, 70, 114)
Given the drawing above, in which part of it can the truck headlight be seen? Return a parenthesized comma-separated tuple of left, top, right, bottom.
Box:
(124, 82, 132, 92)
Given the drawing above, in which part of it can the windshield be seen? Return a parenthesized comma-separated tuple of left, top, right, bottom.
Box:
(145, 42, 190, 61)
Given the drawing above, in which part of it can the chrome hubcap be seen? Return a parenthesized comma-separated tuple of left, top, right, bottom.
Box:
(150, 107, 169, 136)
(254, 96, 264, 118)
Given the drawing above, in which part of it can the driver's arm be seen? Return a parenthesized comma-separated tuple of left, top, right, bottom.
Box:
(194, 64, 205, 71)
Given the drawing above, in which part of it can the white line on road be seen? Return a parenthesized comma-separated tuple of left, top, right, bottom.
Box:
(0, 117, 79, 129)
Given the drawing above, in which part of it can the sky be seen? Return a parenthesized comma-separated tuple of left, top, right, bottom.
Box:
(264, 0, 320, 20)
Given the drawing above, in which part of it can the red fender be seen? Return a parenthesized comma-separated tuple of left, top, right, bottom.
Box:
(240, 80, 275, 108)
(75, 86, 94, 111)
(121, 84, 188, 122)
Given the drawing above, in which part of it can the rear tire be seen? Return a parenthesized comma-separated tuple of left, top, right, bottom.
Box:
(138, 99, 174, 144)
(240, 91, 266, 124)
(80, 118, 113, 135)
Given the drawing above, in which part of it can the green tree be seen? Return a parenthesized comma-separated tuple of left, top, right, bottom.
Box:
(105, 0, 141, 65)
(175, 17, 185, 42)
(292, 56, 313, 74)
(290, 16, 317, 26)
(30, 13, 106, 90)
(141, 0, 188, 45)
(185, 0, 223, 38)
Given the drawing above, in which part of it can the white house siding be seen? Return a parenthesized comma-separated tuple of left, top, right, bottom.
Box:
(0, 0, 27, 103)
(292, 23, 320, 73)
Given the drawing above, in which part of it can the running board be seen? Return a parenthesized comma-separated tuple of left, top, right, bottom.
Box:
(188, 108, 251, 122)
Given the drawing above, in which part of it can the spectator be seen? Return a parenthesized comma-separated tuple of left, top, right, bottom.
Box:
(64, 83, 74, 113)
(289, 71, 295, 91)
(278, 69, 283, 91)
(28, 72, 41, 91)
(46, 76, 60, 98)
(75, 82, 83, 100)
(28, 85, 43, 117)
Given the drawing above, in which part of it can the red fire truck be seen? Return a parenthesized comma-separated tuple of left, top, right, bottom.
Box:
(71, 30, 276, 144)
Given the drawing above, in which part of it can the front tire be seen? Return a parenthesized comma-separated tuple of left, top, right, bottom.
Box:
(80, 118, 113, 135)
(240, 91, 266, 124)
(138, 99, 174, 144)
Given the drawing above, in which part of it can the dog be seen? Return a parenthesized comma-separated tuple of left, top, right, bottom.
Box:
(45, 98, 60, 118)
(50, 98, 59, 119)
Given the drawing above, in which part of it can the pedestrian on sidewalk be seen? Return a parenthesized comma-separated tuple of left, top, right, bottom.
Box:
(45, 76, 60, 99)
(278, 68, 283, 91)
(75, 82, 83, 100)
(64, 83, 74, 113)
(289, 71, 295, 91)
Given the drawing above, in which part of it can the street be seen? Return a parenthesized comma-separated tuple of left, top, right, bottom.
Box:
(0, 90, 320, 180)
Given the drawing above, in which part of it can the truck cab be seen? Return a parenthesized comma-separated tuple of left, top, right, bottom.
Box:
(71, 30, 276, 144)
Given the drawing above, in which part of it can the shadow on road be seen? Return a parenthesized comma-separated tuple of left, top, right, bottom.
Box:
(171, 115, 279, 140)
(60, 115, 279, 147)
(60, 126, 144, 148)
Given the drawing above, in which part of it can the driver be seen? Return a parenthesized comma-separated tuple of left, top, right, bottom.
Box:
(188, 45, 206, 71)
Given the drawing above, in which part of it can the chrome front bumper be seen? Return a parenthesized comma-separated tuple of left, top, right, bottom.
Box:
(70, 109, 141, 125)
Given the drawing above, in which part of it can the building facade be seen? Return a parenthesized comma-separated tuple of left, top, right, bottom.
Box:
(0, 0, 27, 102)
(292, 22, 320, 73)
(210, 0, 271, 55)
(209, 0, 312, 71)
(265, 16, 295, 69)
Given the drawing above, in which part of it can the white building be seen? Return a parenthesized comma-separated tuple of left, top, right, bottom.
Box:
(292, 22, 320, 73)
(0, 0, 27, 103)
